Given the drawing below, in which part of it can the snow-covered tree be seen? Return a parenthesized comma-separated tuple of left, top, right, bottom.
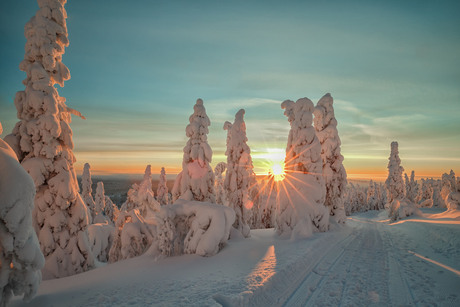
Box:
(121, 165, 161, 216)
(404, 171, 418, 203)
(108, 209, 155, 263)
(367, 180, 378, 211)
(441, 170, 456, 207)
(276, 98, 328, 238)
(446, 177, 460, 210)
(417, 178, 433, 207)
(214, 162, 227, 205)
(93, 181, 109, 223)
(4, 0, 94, 279)
(314, 93, 347, 224)
(0, 137, 45, 306)
(157, 167, 170, 205)
(104, 196, 119, 224)
(172, 99, 215, 203)
(385, 142, 405, 203)
(81, 163, 96, 222)
(223, 109, 257, 238)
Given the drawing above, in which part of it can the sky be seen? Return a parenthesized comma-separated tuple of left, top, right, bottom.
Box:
(1, 0, 459, 179)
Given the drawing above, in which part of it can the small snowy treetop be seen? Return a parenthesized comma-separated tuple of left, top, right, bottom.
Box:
(82, 163, 92, 193)
(184, 98, 212, 166)
(157, 167, 169, 205)
(214, 162, 227, 176)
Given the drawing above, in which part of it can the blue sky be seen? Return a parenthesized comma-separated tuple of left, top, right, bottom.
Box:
(1, 0, 459, 178)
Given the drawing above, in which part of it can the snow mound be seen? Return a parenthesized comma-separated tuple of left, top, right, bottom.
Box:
(388, 199, 420, 222)
(156, 200, 235, 257)
(88, 223, 115, 262)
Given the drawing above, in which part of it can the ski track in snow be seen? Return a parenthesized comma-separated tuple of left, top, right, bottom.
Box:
(12, 210, 460, 307)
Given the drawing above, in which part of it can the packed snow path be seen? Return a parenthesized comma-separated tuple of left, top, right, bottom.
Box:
(12, 210, 460, 306)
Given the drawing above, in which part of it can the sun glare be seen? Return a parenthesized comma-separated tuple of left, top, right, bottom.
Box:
(270, 162, 285, 181)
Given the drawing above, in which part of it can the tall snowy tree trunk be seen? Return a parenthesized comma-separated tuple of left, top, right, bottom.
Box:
(5, 0, 94, 279)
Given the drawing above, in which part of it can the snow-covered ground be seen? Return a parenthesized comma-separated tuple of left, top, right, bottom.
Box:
(12, 208, 460, 306)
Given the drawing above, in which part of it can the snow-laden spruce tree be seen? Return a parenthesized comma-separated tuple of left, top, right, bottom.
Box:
(313, 93, 347, 223)
(385, 142, 405, 203)
(276, 98, 328, 238)
(172, 99, 215, 203)
(157, 167, 170, 205)
(446, 177, 460, 210)
(94, 182, 109, 223)
(214, 162, 227, 205)
(121, 165, 160, 216)
(441, 170, 456, 207)
(4, 0, 94, 279)
(0, 130, 45, 306)
(223, 109, 257, 237)
(81, 163, 96, 222)
(104, 195, 119, 224)
(404, 171, 418, 203)
(385, 142, 418, 221)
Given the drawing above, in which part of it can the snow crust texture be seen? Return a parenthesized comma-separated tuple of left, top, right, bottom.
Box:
(172, 99, 216, 203)
(5, 0, 94, 280)
(0, 139, 44, 306)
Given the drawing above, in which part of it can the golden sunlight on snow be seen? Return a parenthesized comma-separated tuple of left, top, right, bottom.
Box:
(246, 245, 277, 290)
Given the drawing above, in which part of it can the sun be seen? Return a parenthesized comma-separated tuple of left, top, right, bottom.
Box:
(270, 162, 286, 182)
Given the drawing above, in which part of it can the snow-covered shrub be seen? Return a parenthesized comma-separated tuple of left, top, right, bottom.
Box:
(404, 171, 418, 203)
(87, 223, 115, 262)
(5, 0, 94, 279)
(0, 138, 45, 306)
(108, 210, 155, 262)
(214, 162, 227, 205)
(344, 183, 368, 215)
(223, 109, 258, 237)
(276, 98, 328, 238)
(81, 163, 96, 222)
(172, 99, 216, 203)
(313, 93, 347, 223)
(388, 199, 420, 222)
(417, 178, 433, 207)
(367, 180, 378, 211)
(256, 178, 277, 228)
(431, 180, 444, 208)
(156, 200, 235, 257)
(446, 177, 460, 210)
(385, 142, 405, 203)
(441, 170, 456, 207)
(157, 167, 170, 205)
(121, 165, 160, 217)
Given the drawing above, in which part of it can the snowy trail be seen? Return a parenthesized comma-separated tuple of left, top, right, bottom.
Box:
(12, 210, 460, 307)
(226, 212, 460, 307)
